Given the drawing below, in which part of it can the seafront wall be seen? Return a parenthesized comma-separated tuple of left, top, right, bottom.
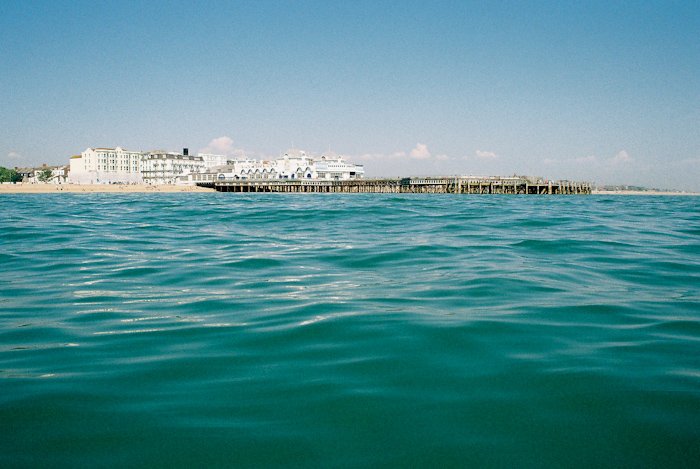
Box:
(203, 177, 592, 194)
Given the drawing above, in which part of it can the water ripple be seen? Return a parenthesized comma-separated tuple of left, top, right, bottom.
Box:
(1, 193, 700, 467)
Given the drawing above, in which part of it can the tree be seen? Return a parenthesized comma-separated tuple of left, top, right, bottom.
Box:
(0, 166, 22, 183)
(38, 168, 53, 183)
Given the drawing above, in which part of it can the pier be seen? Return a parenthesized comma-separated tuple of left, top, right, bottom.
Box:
(198, 177, 591, 194)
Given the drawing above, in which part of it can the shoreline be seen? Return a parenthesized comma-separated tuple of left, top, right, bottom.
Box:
(0, 183, 213, 193)
(1, 184, 698, 195)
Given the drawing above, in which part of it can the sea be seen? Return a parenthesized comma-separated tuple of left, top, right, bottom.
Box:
(1, 193, 699, 468)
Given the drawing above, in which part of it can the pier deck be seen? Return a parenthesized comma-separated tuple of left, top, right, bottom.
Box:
(199, 177, 591, 194)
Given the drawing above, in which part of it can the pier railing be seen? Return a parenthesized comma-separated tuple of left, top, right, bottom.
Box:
(198, 177, 591, 194)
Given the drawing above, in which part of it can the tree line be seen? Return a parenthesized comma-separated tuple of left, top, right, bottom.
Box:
(0, 167, 55, 183)
(0, 166, 23, 183)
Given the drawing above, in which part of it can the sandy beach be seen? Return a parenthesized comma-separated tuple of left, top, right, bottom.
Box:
(0, 183, 214, 194)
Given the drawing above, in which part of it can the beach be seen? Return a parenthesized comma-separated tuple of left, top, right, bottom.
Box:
(0, 183, 214, 193)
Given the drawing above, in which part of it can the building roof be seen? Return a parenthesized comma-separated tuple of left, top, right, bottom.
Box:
(283, 148, 307, 158)
(90, 146, 138, 152)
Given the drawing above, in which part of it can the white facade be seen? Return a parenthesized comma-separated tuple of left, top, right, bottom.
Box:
(51, 166, 69, 183)
(141, 152, 206, 185)
(67, 146, 364, 185)
(198, 153, 229, 169)
(80, 147, 142, 173)
(69, 147, 143, 184)
(69, 155, 84, 173)
(175, 168, 222, 185)
(313, 151, 364, 180)
(216, 149, 364, 181)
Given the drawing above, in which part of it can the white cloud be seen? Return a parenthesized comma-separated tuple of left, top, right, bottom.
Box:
(345, 151, 405, 160)
(319, 146, 447, 163)
(611, 150, 632, 163)
(356, 153, 377, 160)
(476, 150, 497, 159)
(199, 136, 251, 157)
(674, 157, 700, 166)
(576, 155, 597, 163)
(7, 152, 22, 159)
(542, 158, 556, 164)
(410, 143, 431, 160)
(344, 151, 407, 161)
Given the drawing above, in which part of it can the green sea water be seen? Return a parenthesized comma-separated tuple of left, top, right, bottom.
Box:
(1, 193, 699, 468)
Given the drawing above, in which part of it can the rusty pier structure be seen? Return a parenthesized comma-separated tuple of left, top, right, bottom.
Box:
(198, 177, 591, 194)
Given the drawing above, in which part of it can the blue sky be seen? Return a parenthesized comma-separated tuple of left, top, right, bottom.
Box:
(2, 0, 699, 190)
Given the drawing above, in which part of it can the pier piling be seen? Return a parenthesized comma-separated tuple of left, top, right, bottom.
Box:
(199, 177, 591, 194)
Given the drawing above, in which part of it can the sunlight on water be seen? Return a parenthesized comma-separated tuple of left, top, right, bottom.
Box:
(1, 193, 699, 468)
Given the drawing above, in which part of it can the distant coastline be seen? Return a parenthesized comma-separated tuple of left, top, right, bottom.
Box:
(591, 190, 700, 196)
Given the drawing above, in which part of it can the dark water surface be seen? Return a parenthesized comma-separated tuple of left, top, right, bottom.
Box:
(1, 193, 699, 468)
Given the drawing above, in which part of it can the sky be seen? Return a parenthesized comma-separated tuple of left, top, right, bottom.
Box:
(1, 0, 699, 190)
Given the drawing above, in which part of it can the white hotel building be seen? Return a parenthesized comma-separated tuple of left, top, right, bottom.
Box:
(141, 150, 205, 185)
(69, 147, 143, 184)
